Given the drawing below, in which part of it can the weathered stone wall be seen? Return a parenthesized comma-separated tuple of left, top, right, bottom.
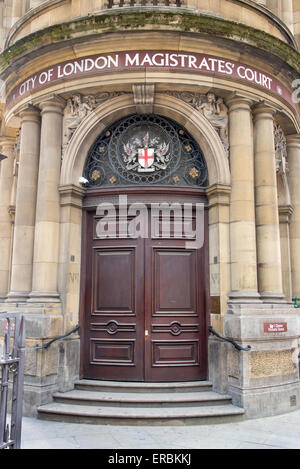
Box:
(0, 0, 299, 419)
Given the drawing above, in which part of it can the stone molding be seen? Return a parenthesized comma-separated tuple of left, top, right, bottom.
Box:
(60, 92, 231, 188)
(206, 183, 231, 209)
(132, 84, 155, 114)
(279, 204, 294, 224)
(59, 184, 86, 209)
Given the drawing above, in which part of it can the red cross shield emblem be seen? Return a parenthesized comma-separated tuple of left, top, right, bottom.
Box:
(138, 148, 154, 170)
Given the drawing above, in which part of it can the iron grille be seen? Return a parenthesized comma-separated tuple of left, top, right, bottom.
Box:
(83, 114, 209, 188)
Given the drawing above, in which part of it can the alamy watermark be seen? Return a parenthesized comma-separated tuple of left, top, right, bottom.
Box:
(96, 195, 205, 249)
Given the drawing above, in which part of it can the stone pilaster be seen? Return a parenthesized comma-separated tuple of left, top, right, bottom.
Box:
(29, 96, 65, 303)
(0, 138, 15, 299)
(253, 104, 284, 303)
(7, 106, 41, 303)
(227, 96, 260, 303)
(279, 205, 293, 302)
(57, 184, 85, 391)
(286, 135, 300, 300)
(206, 183, 231, 318)
(206, 183, 231, 394)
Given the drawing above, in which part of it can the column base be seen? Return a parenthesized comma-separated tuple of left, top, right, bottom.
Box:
(260, 291, 286, 303)
(228, 290, 262, 304)
(28, 291, 61, 303)
(5, 292, 29, 303)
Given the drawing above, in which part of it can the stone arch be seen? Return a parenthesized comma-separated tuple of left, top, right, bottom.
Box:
(60, 93, 231, 187)
(58, 92, 232, 341)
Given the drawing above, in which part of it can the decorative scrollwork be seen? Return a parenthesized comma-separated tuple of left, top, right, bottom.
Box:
(274, 122, 288, 175)
(170, 322, 182, 336)
(8, 362, 18, 374)
(106, 321, 119, 335)
(164, 91, 229, 155)
(62, 92, 127, 154)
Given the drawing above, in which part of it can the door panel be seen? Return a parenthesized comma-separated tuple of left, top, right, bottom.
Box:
(82, 211, 145, 381)
(81, 194, 208, 382)
(145, 240, 206, 382)
(93, 249, 135, 314)
(154, 250, 197, 314)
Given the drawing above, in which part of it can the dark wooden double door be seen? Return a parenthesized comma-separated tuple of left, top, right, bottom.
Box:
(81, 190, 208, 382)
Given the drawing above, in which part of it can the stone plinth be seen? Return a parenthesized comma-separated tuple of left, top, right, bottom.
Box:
(224, 303, 300, 418)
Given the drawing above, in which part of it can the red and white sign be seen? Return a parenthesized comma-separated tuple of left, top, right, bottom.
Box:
(264, 322, 287, 333)
(138, 148, 154, 169)
(6, 50, 297, 114)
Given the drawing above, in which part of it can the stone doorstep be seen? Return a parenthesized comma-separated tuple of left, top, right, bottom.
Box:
(37, 402, 245, 426)
(51, 389, 233, 407)
(37, 379, 245, 425)
(74, 379, 213, 393)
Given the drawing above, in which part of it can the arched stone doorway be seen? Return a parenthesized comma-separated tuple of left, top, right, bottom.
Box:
(59, 93, 231, 383)
(80, 113, 209, 382)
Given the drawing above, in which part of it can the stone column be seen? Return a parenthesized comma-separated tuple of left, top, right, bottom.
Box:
(253, 104, 284, 302)
(7, 106, 41, 302)
(227, 97, 260, 303)
(0, 1, 5, 49)
(281, 0, 294, 33)
(286, 135, 300, 300)
(29, 96, 65, 303)
(0, 138, 15, 299)
(30, 0, 46, 8)
(12, 0, 23, 24)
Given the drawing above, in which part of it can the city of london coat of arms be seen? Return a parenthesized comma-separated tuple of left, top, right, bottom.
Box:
(123, 132, 170, 173)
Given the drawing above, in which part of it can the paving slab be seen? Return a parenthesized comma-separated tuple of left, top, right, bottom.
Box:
(18, 409, 300, 449)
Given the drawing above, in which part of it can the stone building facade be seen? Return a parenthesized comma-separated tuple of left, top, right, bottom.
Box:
(0, 0, 300, 420)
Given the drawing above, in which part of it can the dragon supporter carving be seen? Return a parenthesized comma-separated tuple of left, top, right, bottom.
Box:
(164, 91, 229, 155)
(62, 92, 126, 154)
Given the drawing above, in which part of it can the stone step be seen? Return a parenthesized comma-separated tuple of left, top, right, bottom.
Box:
(74, 379, 213, 393)
(52, 389, 233, 408)
(37, 402, 245, 426)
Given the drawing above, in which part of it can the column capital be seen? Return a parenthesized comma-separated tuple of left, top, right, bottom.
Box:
(18, 104, 40, 123)
(59, 184, 86, 209)
(226, 95, 254, 112)
(0, 136, 16, 151)
(279, 204, 294, 224)
(206, 183, 231, 207)
(252, 102, 277, 121)
(286, 134, 300, 148)
(39, 95, 66, 114)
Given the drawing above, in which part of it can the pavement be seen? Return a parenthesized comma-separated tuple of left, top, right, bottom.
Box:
(19, 409, 300, 450)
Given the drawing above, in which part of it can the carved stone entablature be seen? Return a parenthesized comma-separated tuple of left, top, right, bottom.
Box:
(164, 91, 229, 155)
(274, 122, 288, 175)
(62, 92, 127, 155)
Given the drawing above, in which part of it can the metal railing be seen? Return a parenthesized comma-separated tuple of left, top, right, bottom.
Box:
(0, 313, 25, 450)
(34, 325, 80, 351)
(209, 326, 251, 352)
